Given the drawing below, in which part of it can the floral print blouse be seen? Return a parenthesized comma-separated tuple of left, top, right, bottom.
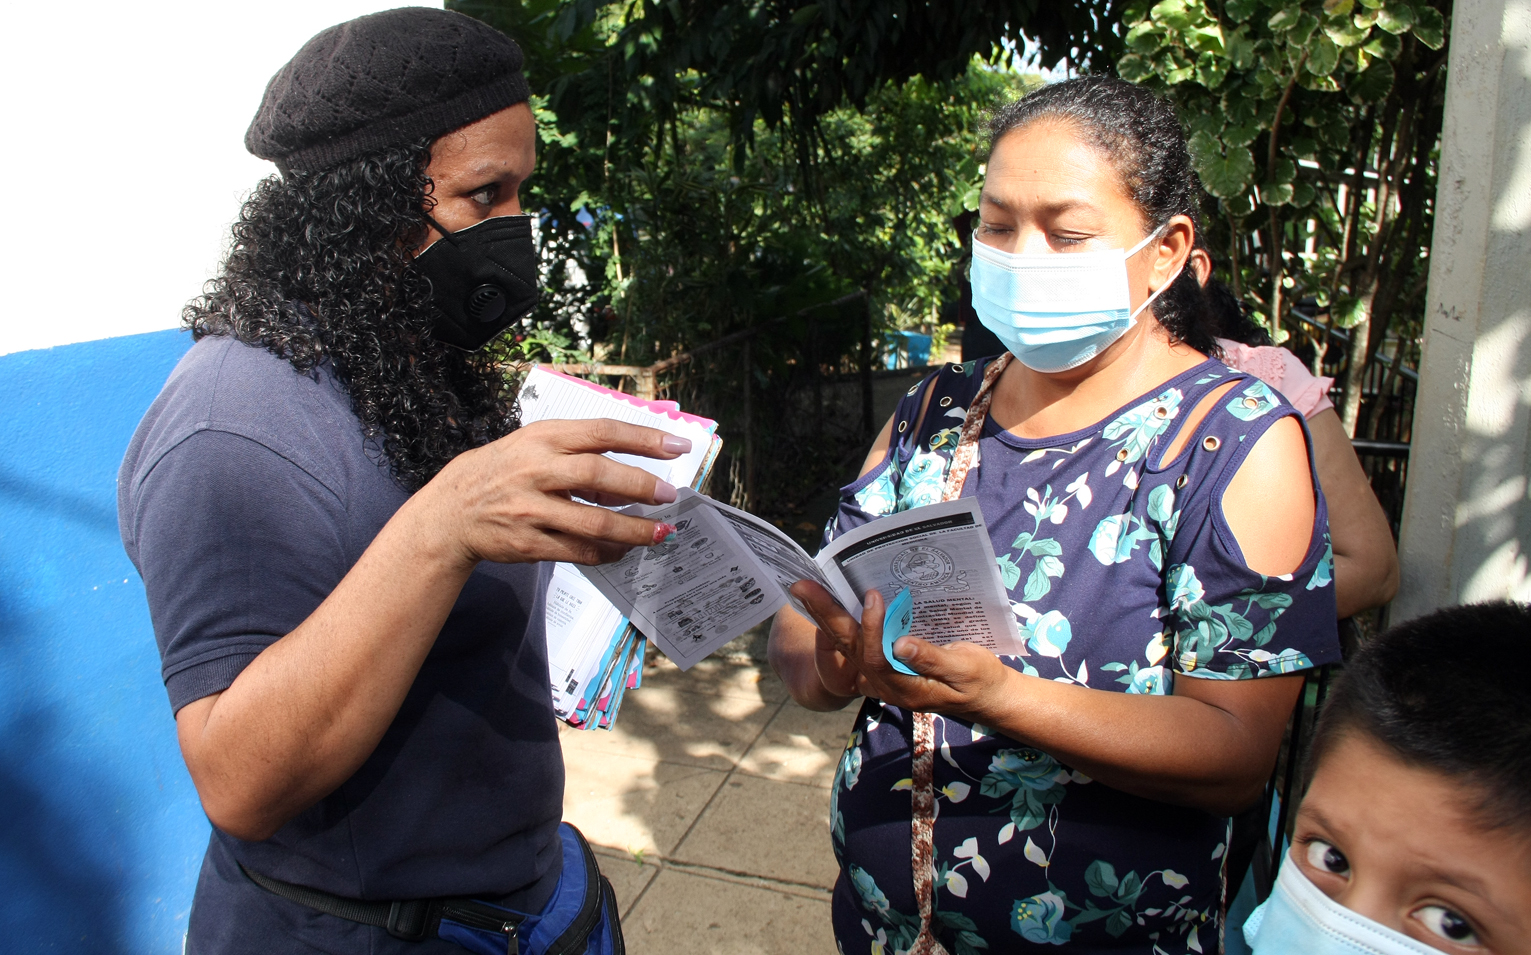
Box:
(823, 357, 1339, 955)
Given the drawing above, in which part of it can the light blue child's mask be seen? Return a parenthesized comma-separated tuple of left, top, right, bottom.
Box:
(1244, 859, 1449, 955)
(969, 226, 1178, 373)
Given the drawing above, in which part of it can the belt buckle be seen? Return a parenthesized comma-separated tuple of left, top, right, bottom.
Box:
(386, 899, 432, 942)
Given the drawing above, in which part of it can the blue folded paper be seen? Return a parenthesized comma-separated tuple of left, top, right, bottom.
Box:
(882, 586, 917, 676)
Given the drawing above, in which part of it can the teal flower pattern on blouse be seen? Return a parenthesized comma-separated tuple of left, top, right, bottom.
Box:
(1307, 532, 1335, 591)
(1012, 890, 1074, 945)
(850, 865, 922, 954)
(1102, 388, 1183, 482)
(981, 747, 1072, 833)
(898, 449, 949, 510)
(1226, 379, 1282, 421)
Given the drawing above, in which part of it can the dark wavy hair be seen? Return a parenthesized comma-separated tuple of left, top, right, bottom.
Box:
(184, 139, 517, 490)
(987, 76, 1217, 355)
(1196, 234, 1272, 349)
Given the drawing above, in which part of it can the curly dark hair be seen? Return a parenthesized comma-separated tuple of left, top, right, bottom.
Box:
(987, 76, 1216, 355)
(184, 139, 517, 490)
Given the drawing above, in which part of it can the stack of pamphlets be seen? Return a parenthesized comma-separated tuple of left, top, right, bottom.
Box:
(518, 367, 721, 730)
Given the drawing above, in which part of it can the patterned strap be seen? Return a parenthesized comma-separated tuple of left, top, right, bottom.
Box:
(939, 355, 1010, 507)
(908, 353, 1011, 955)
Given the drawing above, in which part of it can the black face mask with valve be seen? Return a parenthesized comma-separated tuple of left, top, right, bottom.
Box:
(414, 214, 540, 351)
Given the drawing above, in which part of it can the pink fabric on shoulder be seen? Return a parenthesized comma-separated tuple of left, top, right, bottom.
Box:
(1216, 338, 1335, 419)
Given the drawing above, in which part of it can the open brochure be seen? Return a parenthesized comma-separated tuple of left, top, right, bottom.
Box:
(521, 366, 722, 729)
(577, 489, 1026, 670)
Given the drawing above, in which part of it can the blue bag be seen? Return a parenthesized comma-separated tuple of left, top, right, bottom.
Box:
(242, 822, 623, 955)
(439, 823, 623, 955)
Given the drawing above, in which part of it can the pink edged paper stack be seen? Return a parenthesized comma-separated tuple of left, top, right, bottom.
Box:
(517, 366, 722, 729)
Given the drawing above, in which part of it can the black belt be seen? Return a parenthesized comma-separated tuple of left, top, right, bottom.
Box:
(239, 863, 524, 953)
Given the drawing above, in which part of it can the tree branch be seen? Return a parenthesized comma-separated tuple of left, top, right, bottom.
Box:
(1262, 52, 1311, 339)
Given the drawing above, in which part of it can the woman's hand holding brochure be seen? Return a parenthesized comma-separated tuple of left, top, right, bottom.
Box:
(788, 578, 1023, 721)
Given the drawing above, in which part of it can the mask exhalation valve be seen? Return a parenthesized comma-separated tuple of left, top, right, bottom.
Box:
(466, 285, 507, 325)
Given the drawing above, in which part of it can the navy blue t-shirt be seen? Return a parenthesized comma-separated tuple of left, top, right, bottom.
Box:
(118, 336, 563, 953)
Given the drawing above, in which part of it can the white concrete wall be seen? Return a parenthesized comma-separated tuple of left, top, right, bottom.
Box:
(1394, 0, 1531, 618)
(0, 0, 442, 357)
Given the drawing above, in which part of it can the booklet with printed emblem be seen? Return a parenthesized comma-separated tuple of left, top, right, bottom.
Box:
(579, 490, 1027, 670)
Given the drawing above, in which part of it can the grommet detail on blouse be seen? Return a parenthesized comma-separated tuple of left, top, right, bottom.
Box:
(908, 386, 919, 396)
(1243, 397, 1260, 409)
(1203, 435, 1221, 451)
(951, 363, 965, 373)
(939, 396, 953, 408)
(1154, 405, 1169, 418)
(1176, 474, 1189, 489)
(898, 420, 908, 433)
(1116, 448, 1130, 462)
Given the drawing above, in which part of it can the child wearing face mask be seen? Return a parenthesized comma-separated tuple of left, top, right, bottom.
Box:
(1243, 601, 1531, 954)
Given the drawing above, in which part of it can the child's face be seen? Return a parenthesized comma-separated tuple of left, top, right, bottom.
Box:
(1293, 731, 1531, 953)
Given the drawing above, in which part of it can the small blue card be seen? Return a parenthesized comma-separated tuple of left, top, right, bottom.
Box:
(882, 586, 917, 676)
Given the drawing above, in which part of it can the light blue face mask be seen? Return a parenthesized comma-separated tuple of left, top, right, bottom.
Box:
(1244, 858, 1451, 955)
(969, 226, 1179, 373)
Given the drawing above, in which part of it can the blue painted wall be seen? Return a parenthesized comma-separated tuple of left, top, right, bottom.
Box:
(0, 329, 203, 954)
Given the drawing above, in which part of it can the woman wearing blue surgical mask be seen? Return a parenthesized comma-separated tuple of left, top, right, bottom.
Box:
(769, 76, 1341, 954)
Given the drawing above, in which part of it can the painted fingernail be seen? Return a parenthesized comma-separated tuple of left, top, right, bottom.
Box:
(652, 522, 678, 544)
(652, 479, 678, 504)
(661, 436, 693, 454)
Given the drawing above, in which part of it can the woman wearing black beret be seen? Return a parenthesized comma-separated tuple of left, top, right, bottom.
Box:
(118, 8, 673, 953)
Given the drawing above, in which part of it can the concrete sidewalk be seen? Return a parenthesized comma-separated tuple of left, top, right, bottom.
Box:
(559, 636, 857, 954)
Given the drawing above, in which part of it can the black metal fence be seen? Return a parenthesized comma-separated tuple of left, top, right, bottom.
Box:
(552, 292, 911, 546)
(1289, 309, 1417, 538)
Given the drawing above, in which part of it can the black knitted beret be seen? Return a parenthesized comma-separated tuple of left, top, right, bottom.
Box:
(246, 6, 529, 174)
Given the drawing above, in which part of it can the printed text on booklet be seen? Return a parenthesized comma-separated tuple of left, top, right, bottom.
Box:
(578, 490, 1026, 670)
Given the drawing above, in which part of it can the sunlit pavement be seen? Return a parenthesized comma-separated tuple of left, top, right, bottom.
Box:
(559, 634, 854, 954)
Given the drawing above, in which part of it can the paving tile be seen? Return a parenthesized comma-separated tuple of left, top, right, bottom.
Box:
(736, 700, 859, 790)
(623, 868, 836, 955)
(656, 859, 832, 903)
(670, 773, 840, 890)
(560, 681, 782, 772)
(590, 846, 661, 918)
(641, 653, 789, 705)
(563, 750, 727, 855)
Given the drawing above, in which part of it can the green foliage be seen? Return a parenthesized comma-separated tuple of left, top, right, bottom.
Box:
(523, 61, 1032, 366)
(450, 0, 1079, 351)
(490, 322, 589, 366)
(1120, 0, 1447, 432)
(460, 0, 1119, 159)
(572, 64, 1034, 521)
